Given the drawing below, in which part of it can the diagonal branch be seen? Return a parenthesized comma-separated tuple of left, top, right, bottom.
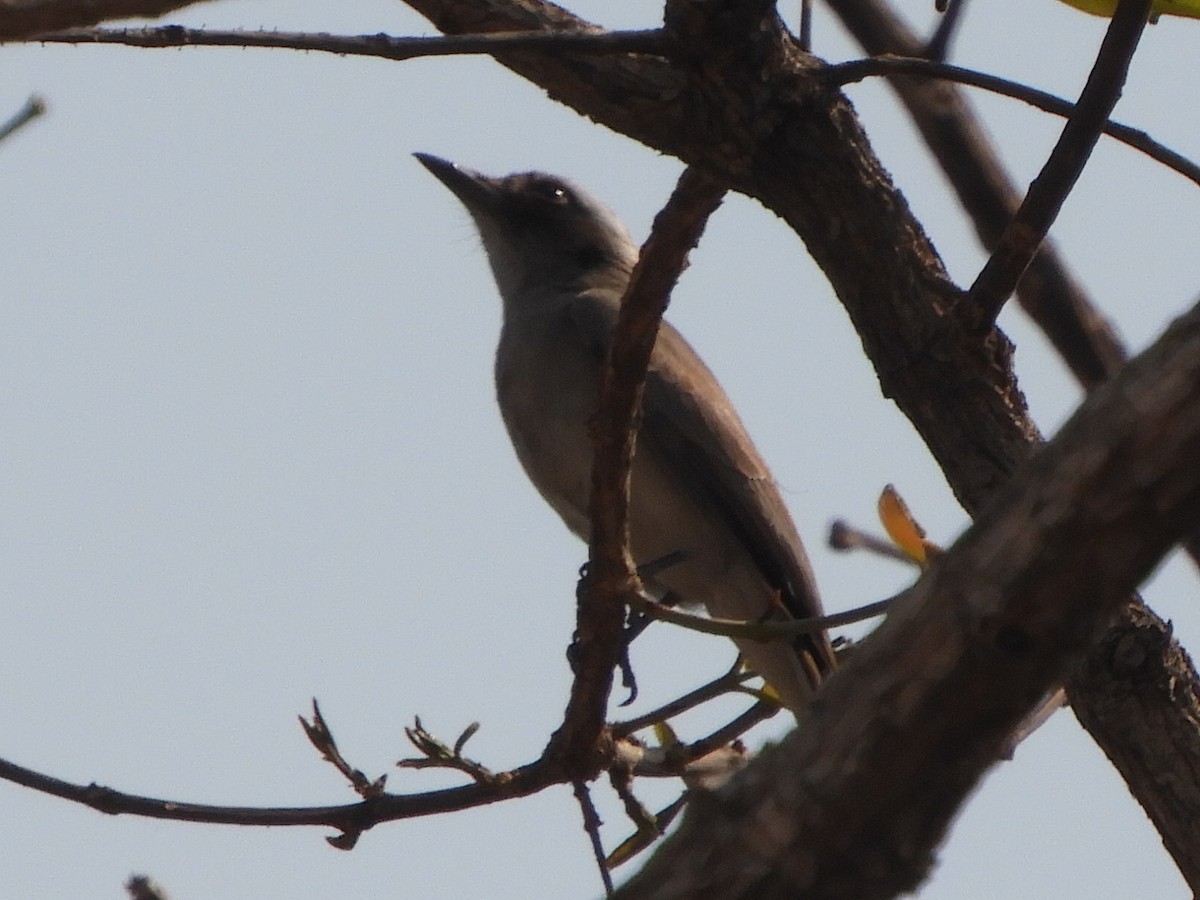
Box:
(543, 167, 726, 775)
(827, 0, 1200, 879)
(0, 0, 209, 39)
(397, 0, 1200, 887)
(615, 294, 1200, 898)
(962, 0, 1152, 329)
(0, 94, 45, 144)
(824, 0, 1129, 389)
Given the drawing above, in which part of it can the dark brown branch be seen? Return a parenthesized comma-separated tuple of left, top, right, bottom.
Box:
(30, 25, 669, 59)
(1068, 603, 1200, 882)
(543, 167, 726, 776)
(615, 294, 1200, 898)
(393, 0, 1200, 889)
(825, 3, 1200, 880)
(825, 0, 1128, 390)
(828, 519, 917, 563)
(825, 55, 1200, 189)
(299, 699, 388, 800)
(0, 750, 556, 830)
(963, 0, 1152, 329)
(926, 0, 967, 61)
(0, 0, 208, 39)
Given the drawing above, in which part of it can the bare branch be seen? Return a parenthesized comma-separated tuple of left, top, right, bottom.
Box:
(963, 0, 1152, 328)
(299, 699, 387, 799)
(825, 0, 1129, 390)
(612, 661, 759, 736)
(573, 779, 615, 897)
(827, 519, 917, 564)
(615, 294, 1200, 898)
(399, 718, 498, 785)
(544, 167, 726, 775)
(0, 748, 557, 831)
(825, 55, 1200, 189)
(0, 0, 210, 39)
(30, 25, 668, 59)
(626, 591, 893, 641)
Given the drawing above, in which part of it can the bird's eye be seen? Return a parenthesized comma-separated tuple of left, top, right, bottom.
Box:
(532, 180, 572, 205)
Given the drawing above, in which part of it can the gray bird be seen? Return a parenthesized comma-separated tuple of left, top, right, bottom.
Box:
(414, 153, 835, 715)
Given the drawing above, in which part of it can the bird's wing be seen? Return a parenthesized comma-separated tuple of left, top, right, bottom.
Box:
(568, 292, 836, 678)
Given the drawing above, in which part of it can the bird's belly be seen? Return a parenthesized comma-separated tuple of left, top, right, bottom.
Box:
(504, 401, 771, 616)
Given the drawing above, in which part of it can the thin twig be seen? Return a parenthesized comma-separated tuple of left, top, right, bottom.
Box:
(627, 591, 894, 642)
(30, 26, 668, 60)
(827, 519, 916, 564)
(609, 764, 660, 840)
(398, 718, 498, 785)
(298, 699, 387, 799)
(824, 55, 1200, 189)
(612, 659, 757, 737)
(963, 0, 1153, 329)
(926, 0, 968, 61)
(573, 780, 615, 897)
(0, 94, 45, 144)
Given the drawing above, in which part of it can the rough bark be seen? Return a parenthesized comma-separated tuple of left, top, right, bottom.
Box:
(0, 0, 208, 38)
(397, 0, 1200, 892)
(613, 298, 1200, 897)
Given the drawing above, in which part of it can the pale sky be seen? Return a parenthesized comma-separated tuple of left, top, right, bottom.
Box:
(2, 1, 1199, 897)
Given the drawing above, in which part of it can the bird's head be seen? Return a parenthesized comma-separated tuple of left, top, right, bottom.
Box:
(415, 153, 638, 313)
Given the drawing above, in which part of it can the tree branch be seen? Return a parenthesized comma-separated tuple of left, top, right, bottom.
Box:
(30, 24, 668, 58)
(827, 0, 1200, 878)
(397, 0, 1200, 888)
(824, 54, 1200, 189)
(615, 294, 1200, 898)
(0, 0, 209, 39)
(825, 0, 1129, 389)
(962, 0, 1152, 329)
(543, 167, 726, 776)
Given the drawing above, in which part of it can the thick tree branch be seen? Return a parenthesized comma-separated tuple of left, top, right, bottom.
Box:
(1068, 603, 1200, 881)
(397, 0, 1200, 887)
(827, 0, 1200, 880)
(825, 0, 1129, 389)
(615, 295, 1200, 898)
(0, 0, 208, 39)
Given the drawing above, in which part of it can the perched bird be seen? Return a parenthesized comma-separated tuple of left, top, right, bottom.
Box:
(414, 154, 835, 715)
(1054, 0, 1200, 19)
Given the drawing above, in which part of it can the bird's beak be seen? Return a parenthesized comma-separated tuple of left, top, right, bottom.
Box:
(413, 152, 498, 217)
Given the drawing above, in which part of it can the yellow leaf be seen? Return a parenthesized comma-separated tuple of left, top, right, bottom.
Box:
(652, 721, 680, 748)
(878, 484, 934, 566)
(1056, 0, 1200, 21)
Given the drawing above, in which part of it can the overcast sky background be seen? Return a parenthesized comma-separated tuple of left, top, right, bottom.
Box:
(2, 1, 1199, 897)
